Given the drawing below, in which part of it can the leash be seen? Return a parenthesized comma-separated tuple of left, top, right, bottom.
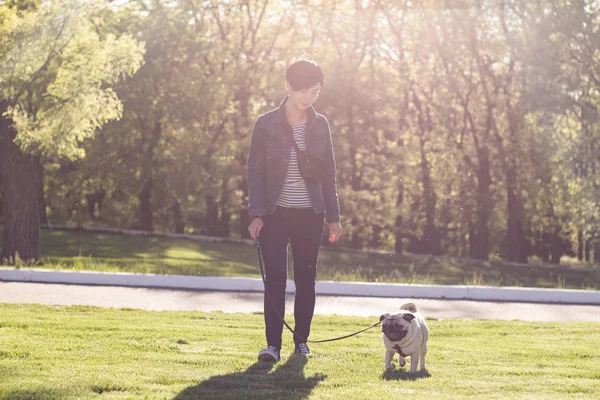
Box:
(256, 239, 381, 343)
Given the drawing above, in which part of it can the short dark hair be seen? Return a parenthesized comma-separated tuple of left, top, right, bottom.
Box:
(286, 60, 325, 91)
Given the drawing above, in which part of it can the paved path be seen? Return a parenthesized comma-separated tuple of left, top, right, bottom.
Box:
(2, 282, 600, 322)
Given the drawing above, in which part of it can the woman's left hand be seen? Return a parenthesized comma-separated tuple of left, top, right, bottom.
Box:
(328, 222, 342, 243)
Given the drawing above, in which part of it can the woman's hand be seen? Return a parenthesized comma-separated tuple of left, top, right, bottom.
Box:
(328, 222, 342, 243)
(248, 217, 264, 240)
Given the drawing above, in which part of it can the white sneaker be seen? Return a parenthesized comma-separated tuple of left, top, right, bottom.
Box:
(258, 346, 280, 362)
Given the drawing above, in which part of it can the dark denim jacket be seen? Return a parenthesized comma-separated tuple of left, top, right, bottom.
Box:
(247, 97, 340, 223)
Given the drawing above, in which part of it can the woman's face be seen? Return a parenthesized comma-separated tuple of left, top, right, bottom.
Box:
(286, 81, 322, 112)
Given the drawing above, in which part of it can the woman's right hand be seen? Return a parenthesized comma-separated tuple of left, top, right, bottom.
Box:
(248, 217, 264, 240)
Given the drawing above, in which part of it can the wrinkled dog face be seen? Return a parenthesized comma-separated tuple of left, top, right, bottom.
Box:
(380, 313, 415, 342)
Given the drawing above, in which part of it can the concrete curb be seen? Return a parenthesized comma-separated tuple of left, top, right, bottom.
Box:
(1, 268, 599, 305)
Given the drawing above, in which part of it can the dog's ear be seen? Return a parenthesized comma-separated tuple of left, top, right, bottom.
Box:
(380, 314, 390, 322)
(403, 313, 415, 322)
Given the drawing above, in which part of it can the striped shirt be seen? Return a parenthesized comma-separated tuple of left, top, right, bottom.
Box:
(276, 121, 313, 208)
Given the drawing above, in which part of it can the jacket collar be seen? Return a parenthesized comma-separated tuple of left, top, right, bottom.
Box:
(274, 96, 319, 125)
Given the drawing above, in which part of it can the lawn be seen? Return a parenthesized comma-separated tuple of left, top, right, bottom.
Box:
(1, 228, 599, 290)
(0, 303, 598, 399)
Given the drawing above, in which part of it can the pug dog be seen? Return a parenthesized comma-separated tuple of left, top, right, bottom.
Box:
(380, 302, 429, 373)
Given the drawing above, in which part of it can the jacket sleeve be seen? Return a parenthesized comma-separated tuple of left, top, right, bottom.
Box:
(247, 115, 267, 219)
(321, 117, 341, 223)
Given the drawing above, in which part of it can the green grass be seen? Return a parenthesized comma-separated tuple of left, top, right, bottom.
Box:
(0, 303, 598, 399)
(1, 228, 600, 289)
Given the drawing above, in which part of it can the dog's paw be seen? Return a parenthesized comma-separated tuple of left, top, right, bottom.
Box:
(399, 359, 406, 368)
(385, 363, 396, 371)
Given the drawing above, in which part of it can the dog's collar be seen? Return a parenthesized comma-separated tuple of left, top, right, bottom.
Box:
(393, 344, 408, 357)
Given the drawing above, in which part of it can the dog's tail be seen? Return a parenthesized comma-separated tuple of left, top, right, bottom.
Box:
(400, 302, 418, 313)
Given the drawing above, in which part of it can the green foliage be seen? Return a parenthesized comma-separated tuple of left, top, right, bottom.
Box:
(0, 250, 38, 267)
(0, 0, 144, 159)
(21, 0, 600, 262)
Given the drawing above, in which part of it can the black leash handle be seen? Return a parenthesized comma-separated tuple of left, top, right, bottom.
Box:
(256, 239, 381, 343)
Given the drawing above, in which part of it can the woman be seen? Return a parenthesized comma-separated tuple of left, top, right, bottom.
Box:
(247, 60, 342, 362)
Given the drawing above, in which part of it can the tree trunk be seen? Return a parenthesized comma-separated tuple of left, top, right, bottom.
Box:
(0, 103, 40, 264)
(171, 199, 184, 234)
(138, 120, 161, 232)
(218, 207, 230, 237)
(347, 68, 362, 250)
(413, 92, 441, 255)
(584, 237, 591, 262)
(469, 153, 491, 260)
(393, 109, 407, 255)
(86, 194, 97, 221)
(369, 225, 382, 249)
(539, 232, 550, 263)
(33, 156, 48, 225)
(86, 188, 105, 221)
(240, 200, 250, 238)
(549, 232, 563, 265)
(351, 218, 361, 249)
(506, 167, 527, 262)
(218, 179, 230, 237)
(239, 165, 250, 239)
(239, 197, 250, 239)
(577, 230, 584, 260)
(394, 216, 404, 253)
(234, 89, 251, 239)
(468, 223, 478, 259)
(500, 51, 528, 263)
(139, 179, 153, 231)
(461, 99, 492, 261)
(205, 193, 219, 236)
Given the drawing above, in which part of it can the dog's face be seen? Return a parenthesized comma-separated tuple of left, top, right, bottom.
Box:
(380, 312, 415, 342)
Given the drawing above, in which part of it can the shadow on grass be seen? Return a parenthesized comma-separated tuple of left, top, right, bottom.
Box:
(381, 369, 431, 381)
(174, 356, 326, 400)
(2, 388, 73, 399)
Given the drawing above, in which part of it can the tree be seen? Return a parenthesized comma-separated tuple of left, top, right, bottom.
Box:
(0, 0, 143, 263)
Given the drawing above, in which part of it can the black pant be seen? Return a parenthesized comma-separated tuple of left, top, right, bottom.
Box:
(260, 206, 324, 349)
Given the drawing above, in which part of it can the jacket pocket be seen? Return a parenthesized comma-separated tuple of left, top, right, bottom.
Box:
(308, 136, 326, 159)
(265, 134, 282, 160)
